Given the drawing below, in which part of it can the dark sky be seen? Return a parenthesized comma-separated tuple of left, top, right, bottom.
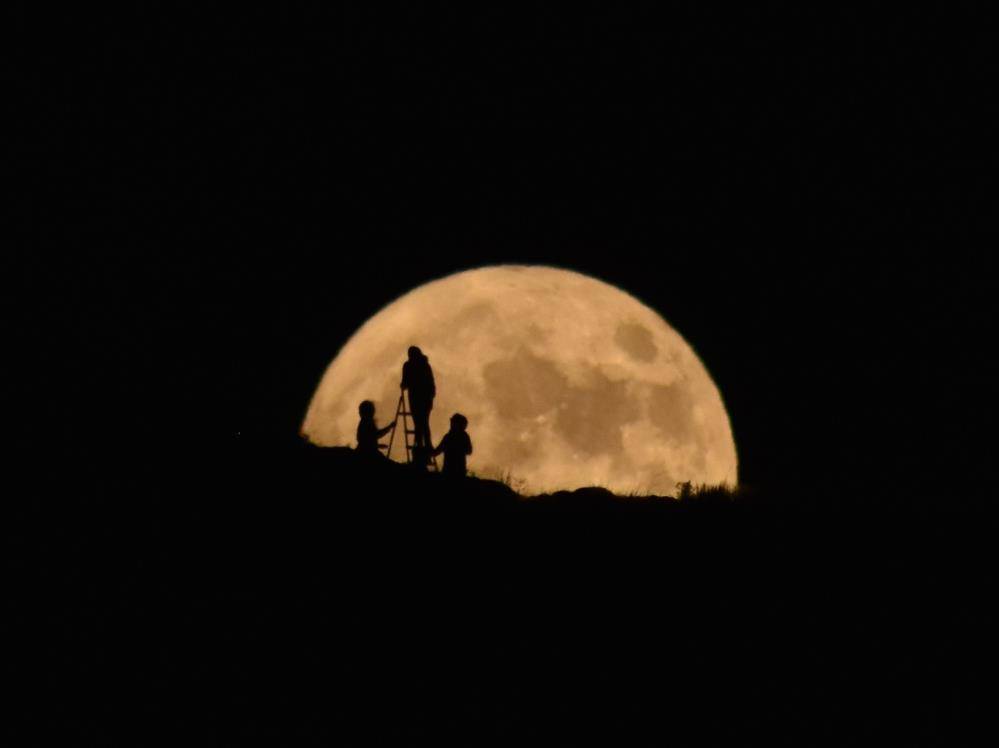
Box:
(24, 7, 991, 500)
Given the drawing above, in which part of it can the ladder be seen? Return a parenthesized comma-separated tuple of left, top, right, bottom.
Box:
(385, 388, 439, 471)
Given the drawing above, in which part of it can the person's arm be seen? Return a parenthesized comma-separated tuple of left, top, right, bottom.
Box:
(465, 434, 473, 455)
(377, 422, 394, 438)
(432, 434, 447, 457)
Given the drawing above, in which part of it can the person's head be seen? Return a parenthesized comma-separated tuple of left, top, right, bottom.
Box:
(358, 400, 375, 419)
(450, 413, 468, 432)
(408, 345, 422, 361)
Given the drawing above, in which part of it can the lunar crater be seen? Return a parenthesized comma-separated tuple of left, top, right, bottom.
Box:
(482, 347, 567, 421)
(614, 321, 659, 362)
(554, 367, 641, 457)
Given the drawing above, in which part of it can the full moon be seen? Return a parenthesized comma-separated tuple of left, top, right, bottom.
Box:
(302, 265, 737, 496)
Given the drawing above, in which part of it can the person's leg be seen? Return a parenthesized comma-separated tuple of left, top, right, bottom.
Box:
(409, 404, 429, 469)
(412, 404, 429, 448)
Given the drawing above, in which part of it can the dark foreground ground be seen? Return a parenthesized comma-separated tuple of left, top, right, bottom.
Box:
(12, 443, 991, 745)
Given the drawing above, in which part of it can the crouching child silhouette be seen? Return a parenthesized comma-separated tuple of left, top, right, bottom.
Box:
(355, 400, 394, 460)
(433, 413, 473, 477)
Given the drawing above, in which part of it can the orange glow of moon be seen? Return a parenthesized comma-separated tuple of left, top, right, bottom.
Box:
(302, 265, 737, 496)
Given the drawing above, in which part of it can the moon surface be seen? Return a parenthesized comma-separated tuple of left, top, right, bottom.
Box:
(302, 265, 737, 496)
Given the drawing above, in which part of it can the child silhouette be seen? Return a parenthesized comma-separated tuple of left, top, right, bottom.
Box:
(433, 413, 473, 477)
(355, 400, 393, 458)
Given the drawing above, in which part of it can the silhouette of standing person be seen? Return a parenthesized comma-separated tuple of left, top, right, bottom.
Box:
(400, 346, 436, 453)
(433, 413, 473, 477)
(355, 400, 394, 459)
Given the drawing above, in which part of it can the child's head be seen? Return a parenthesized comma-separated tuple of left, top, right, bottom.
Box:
(450, 413, 468, 431)
(358, 400, 376, 418)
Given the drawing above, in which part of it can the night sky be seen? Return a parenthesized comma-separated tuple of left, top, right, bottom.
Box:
(14, 8, 996, 744)
(23, 7, 991, 501)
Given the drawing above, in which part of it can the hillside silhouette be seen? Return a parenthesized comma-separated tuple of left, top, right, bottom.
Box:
(17, 437, 988, 744)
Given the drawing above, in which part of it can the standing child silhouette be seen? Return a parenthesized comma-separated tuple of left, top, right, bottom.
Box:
(433, 413, 473, 477)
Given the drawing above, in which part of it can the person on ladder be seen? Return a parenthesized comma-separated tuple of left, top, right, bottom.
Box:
(400, 345, 436, 464)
